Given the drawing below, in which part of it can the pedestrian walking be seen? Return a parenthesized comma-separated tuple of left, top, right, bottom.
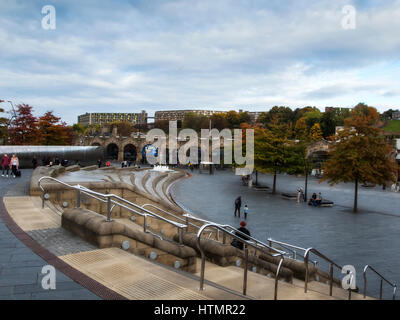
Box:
(234, 196, 242, 217)
(10, 154, 19, 178)
(243, 204, 249, 219)
(1, 154, 10, 177)
(231, 221, 251, 250)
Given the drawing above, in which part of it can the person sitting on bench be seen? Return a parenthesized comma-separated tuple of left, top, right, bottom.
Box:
(309, 193, 317, 206)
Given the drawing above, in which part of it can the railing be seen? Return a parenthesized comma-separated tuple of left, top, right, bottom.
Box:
(363, 265, 397, 300)
(197, 223, 286, 300)
(267, 238, 318, 266)
(304, 247, 354, 299)
(141, 205, 217, 238)
(38, 176, 187, 244)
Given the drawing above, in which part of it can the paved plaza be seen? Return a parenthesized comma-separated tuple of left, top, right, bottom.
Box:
(171, 169, 400, 299)
(0, 169, 100, 300)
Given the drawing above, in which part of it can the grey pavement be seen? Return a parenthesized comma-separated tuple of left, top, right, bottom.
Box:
(0, 169, 100, 300)
(28, 227, 97, 256)
(171, 168, 400, 299)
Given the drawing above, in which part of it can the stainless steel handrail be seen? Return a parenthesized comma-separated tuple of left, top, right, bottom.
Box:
(197, 223, 286, 300)
(267, 238, 318, 265)
(38, 176, 187, 242)
(304, 247, 354, 299)
(363, 265, 397, 300)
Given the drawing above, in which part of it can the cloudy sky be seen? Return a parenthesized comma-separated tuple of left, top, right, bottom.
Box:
(1, 0, 400, 124)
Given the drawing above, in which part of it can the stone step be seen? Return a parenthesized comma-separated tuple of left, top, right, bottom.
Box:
(194, 259, 366, 300)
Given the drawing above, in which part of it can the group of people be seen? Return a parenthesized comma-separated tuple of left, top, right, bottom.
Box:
(1, 154, 20, 178)
(234, 196, 249, 219)
(308, 192, 323, 206)
(231, 195, 251, 250)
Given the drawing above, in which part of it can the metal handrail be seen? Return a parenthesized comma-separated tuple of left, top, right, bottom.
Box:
(38, 176, 187, 243)
(267, 238, 318, 265)
(197, 223, 286, 300)
(363, 265, 397, 300)
(304, 247, 354, 299)
(142, 205, 219, 240)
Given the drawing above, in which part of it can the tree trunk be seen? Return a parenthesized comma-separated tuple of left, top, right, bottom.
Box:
(353, 178, 358, 213)
(273, 171, 277, 194)
(304, 172, 308, 202)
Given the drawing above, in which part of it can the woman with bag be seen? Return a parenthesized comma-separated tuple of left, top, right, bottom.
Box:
(10, 154, 19, 178)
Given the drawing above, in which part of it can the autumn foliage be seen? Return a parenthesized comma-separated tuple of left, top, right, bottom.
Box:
(321, 105, 397, 212)
(7, 104, 72, 145)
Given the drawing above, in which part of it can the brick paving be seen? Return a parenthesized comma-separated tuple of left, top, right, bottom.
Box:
(27, 228, 97, 257)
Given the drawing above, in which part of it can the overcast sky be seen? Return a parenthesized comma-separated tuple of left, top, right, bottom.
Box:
(1, 0, 400, 124)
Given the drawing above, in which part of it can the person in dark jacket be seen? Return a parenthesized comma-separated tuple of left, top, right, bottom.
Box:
(234, 196, 242, 217)
(32, 156, 38, 169)
(1, 154, 11, 177)
(232, 221, 251, 250)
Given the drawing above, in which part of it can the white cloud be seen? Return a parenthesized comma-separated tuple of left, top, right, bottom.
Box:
(1, 0, 400, 124)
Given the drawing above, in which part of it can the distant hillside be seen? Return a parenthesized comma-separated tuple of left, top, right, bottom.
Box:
(384, 120, 400, 132)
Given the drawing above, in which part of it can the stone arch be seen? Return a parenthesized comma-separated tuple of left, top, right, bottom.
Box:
(123, 144, 137, 162)
(106, 143, 119, 160)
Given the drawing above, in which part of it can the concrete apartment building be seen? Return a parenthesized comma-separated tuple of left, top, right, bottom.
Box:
(78, 111, 148, 127)
(155, 109, 264, 125)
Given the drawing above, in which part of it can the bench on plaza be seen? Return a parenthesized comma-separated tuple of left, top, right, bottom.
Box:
(281, 192, 298, 200)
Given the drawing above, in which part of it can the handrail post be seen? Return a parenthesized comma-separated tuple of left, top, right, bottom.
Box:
(274, 257, 284, 300)
(185, 216, 189, 232)
(379, 279, 383, 300)
(243, 245, 248, 296)
(42, 191, 45, 209)
(363, 268, 367, 298)
(178, 227, 183, 244)
(216, 229, 219, 241)
(77, 189, 81, 208)
(329, 263, 333, 296)
(393, 285, 397, 300)
(143, 214, 147, 232)
(304, 250, 310, 293)
(222, 232, 226, 245)
(106, 196, 112, 222)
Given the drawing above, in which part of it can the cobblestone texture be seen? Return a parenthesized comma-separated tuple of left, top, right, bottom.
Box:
(27, 228, 97, 257)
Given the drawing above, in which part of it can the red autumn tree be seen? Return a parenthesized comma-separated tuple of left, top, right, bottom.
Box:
(8, 104, 39, 145)
(38, 111, 72, 145)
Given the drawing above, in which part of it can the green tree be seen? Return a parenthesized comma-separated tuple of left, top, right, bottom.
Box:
(310, 123, 323, 141)
(254, 117, 298, 194)
(260, 106, 294, 127)
(321, 106, 397, 212)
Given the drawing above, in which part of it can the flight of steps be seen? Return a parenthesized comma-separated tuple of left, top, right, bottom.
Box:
(195, 259, 374, 300)
(3, 195, 376, 300)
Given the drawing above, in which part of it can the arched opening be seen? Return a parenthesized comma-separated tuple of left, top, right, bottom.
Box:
(106, 143, 119, 160)
(123, 144, 137, 162)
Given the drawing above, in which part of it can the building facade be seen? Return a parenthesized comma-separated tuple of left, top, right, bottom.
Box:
(154, 110, 225, 122)
(78, 111, 147, 127)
